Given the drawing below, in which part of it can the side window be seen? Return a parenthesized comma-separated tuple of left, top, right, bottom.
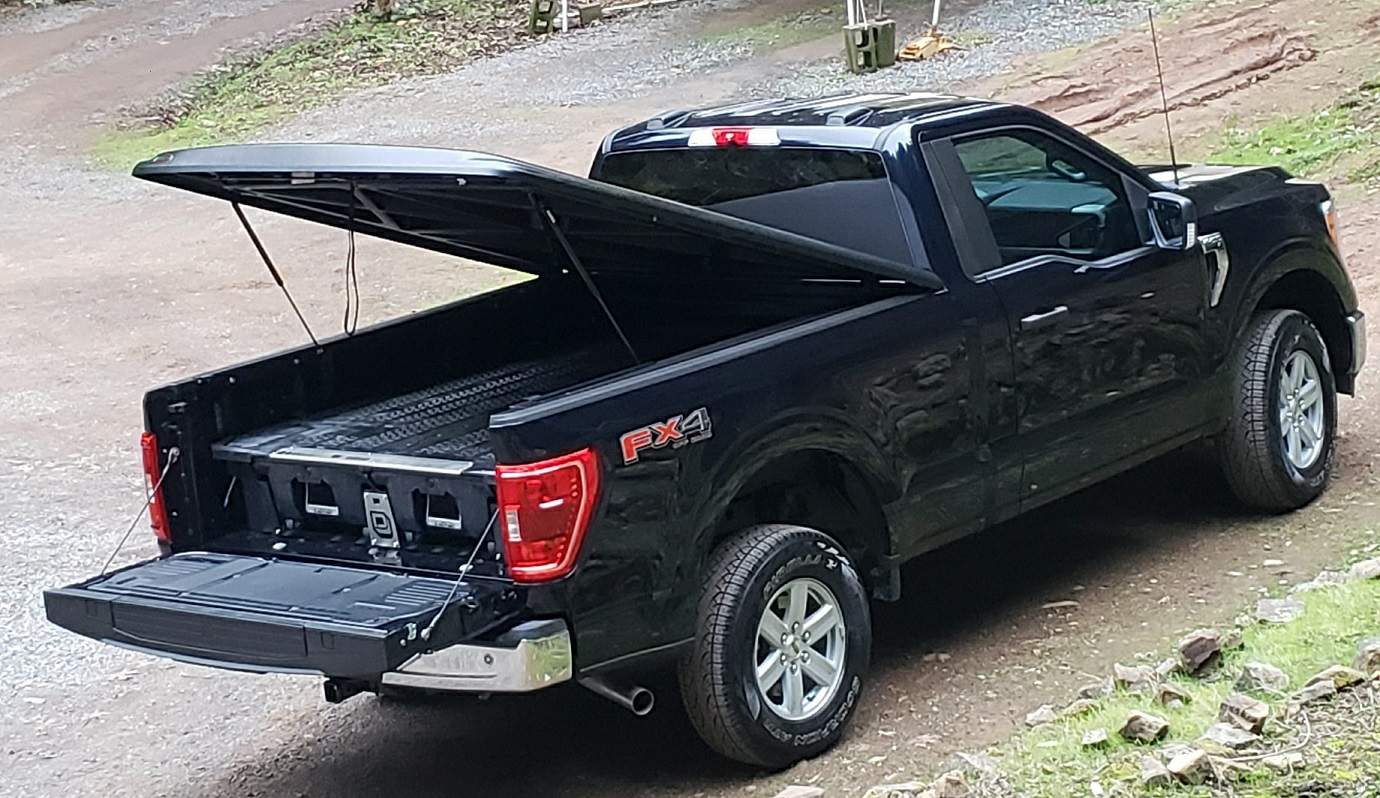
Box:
(953, 130, 1141, 268)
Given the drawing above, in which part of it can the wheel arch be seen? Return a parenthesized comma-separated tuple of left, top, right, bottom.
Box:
(1235, 244, 1358, 394)
(692, 418, 901, 600)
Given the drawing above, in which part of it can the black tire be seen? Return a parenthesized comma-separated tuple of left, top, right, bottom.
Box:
(1219, 309, 1338, 512)
(678, 524, 871, 768)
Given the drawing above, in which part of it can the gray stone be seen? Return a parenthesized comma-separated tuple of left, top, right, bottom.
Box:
(1256, 596, 1305, 624)
(1139, 756, 1173, 787)
(1154, 657, 1182, 679)
(1024, 704, 1057, 727)
(1222, 627, 1245, 651)
(1156, 682, 1192, 707)
(1305, 665, 1367, 691)
(1178, 629, 1222, 674)
(862, 785, 931, 798)
(1119, 711, 1170, 744)
(1077, 678, 1113, 699)
(1349, 557, 1380, 581)
(1081, 727, 1109, 748)
(1353, 637, 1380, 676)
(1061, 698, 1100, 718)
(1237, 661, 1289, 693)
(774, 788, 826, 798)
(1293, 570, 1348, 593)
(1113, 662, 1156, 694)
(1219, 693, 1270, 734)
(1261, 751, 1305, 772)
(1199, 722, 1258, 751)
(931, 771, 969, 798)
(1289, 679, 1337, 710)
(1167, 748, 1213, 785)
(1158, 742, 1198, 762)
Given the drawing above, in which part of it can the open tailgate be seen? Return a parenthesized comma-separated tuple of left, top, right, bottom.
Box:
(44, 553, 521, 678)
(131, 143, 938, 287)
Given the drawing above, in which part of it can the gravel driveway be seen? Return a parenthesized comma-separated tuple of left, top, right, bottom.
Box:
(2, 1, 1377, 797)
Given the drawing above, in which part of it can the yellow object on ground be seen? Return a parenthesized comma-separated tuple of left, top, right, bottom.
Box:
(897, 27, 958, 61)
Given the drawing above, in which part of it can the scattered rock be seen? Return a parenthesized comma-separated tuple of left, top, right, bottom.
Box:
(931, 771, 969, 798)
(1261, 751, 1305, 772)
(1263, 558, 1286, 568)
(1139, 755, 1173, 787)
(774, 788, 826, 798)
(1221, 627, 1245, 651)
(1024, 705, 1057, 728)
(1119, 711, 1170, 744)
(943, 752, 998, 778)
(1158, 742, 1198, 762)
(1256, 596, 1305, 624)
(862, 783, 930, 798)
(1113, 663, 1156, 694)
(1219, 693, 1270, 734)
(1353, 637, 1380, 676)
(1237, 661, 1289, 693)
(1061, 698, 1100, 718)
(1210, 755, 1254, 782)
(1178, 629, 1222, 674)
(1041, 600, 1080, 610)
(1081, 728, 1110, 748)
(1167, 748, 1213, 785)
(1288, 679, 1337, 710)
(1156, 682, 1192, 708)
(1199, 722, 1259, 751)
(1305, 665, 1367, 691)
(1348, 557, 1380, 581)
(1153, 658, 1182, 679)
(1293, 570, 1348, 593)
(1077, 678, 1113, 699)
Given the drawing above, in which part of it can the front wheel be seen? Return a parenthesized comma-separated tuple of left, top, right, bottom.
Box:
(679, 524, 871, 768)
(1219, 309, 1338, 511)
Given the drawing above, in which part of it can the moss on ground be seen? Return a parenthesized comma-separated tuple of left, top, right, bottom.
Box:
(91, 0, 528, 167)
(937, 573, 1380, 797)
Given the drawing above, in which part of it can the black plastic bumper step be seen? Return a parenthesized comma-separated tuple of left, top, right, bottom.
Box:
(44, 552, 522, 678)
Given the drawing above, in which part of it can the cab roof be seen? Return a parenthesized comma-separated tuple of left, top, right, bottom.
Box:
(606, 92, 1006, 151)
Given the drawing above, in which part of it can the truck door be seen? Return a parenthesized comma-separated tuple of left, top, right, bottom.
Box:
(928, 128, 1211, 507)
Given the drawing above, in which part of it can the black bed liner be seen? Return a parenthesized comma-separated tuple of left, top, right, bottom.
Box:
(215, 346, 627, 469)
(44, 552, 522, 678)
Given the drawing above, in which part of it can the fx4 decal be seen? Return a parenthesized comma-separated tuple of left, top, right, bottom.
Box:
(619, 407, 713, 465)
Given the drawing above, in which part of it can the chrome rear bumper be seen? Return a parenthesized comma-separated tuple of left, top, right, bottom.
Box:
(381, 619, 572, 693)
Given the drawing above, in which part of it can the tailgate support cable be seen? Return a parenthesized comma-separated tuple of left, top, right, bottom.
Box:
(538, 205, 642, 366)
(420, 510, 497, 643)
(231, 202, 321, 350)
(101, 447, 179, 574)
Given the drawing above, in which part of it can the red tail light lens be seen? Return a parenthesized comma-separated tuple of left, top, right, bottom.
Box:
(140, 432, 172, 544)
(712, 127, 751, 147)
(496, 448, 600, 583)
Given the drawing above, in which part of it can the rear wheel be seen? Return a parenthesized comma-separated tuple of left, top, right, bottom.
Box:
(1219, 309, 1337, 511)
(679, 524, 870, 768)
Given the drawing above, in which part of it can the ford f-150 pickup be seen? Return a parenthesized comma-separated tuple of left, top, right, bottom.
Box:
(45, 93, 1365, 767)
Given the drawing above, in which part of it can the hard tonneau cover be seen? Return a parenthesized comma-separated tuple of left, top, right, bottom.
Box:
(132, 143, 939, 287)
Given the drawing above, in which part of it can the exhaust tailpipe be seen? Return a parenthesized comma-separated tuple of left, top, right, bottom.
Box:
(579, 676, 655, 716)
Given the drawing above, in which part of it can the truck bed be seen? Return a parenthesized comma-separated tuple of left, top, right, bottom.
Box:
(215, 345, 627, 470)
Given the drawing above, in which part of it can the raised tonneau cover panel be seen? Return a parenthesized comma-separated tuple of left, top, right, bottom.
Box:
(44, 553, 522, 678)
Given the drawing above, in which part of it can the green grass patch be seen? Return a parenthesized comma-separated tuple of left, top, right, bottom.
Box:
(976, 577, 1380, 796)
(703, 8, 840, 52)
(91, 0, 527, 167)
(1208, 77, 1380, 185)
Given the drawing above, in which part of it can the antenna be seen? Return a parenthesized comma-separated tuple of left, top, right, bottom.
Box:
(1148, 9, 1180, 185)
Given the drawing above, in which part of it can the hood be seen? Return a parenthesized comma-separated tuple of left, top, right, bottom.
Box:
(133, 143, 939, 288)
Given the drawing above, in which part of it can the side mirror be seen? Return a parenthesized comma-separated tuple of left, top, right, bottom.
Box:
(1147, 191, 1198, 250)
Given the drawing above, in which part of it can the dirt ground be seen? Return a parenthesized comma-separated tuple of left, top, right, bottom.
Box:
(1, 1, 1377, 797)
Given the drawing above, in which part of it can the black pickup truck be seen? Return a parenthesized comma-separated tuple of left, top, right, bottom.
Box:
(46, 93, 1365, 767)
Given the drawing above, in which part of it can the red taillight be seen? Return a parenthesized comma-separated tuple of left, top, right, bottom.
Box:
(140, 432, 171, 543)
(496, 448, 600, 583)
(712, 127, 751, 147)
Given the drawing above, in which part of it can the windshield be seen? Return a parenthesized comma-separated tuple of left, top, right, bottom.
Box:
(597, 147, 914, 265)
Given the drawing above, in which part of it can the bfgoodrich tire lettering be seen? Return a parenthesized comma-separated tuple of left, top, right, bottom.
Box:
(679, 524, 871, 768)
(1219, 309, 1338, 512)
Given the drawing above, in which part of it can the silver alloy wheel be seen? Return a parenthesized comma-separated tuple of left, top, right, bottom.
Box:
(754, 577, 847, 722)
(1278, 349, 1326, 470)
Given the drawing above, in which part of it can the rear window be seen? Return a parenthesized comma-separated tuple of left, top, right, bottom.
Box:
(597, 147, 913, 265)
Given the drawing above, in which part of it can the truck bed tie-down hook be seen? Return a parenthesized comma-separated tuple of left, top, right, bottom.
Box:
(100, 447, 180, 574)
